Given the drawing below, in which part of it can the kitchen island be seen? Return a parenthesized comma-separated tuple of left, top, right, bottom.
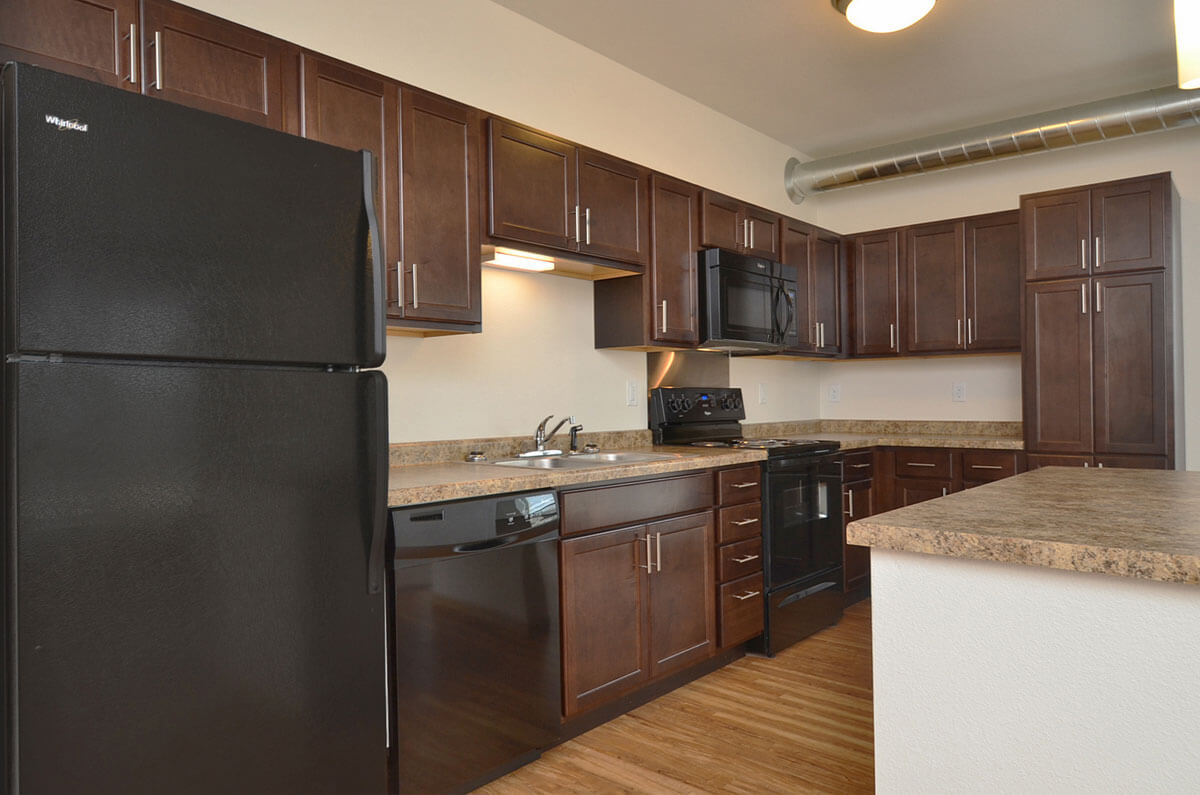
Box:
(847, 467, 1200, 792)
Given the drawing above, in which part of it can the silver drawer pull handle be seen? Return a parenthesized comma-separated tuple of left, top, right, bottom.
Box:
(850, 463, 870, 468)
(730, 482, 758, 489)
(907, 462, 937, 467)
(732, 590, 760, 601)
(732, 554, 760, 564)
(731, 518, 759, 526)
(971, 464, 1004, 470)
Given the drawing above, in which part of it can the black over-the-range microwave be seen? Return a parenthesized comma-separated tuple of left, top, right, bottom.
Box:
(699, 248, 799, 352)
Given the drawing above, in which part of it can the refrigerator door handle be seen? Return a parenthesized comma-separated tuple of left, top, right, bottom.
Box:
(366, 372, 389, 594)
(362, 150, 387, 366)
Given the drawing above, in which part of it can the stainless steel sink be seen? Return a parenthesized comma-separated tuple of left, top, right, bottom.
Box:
(492, 451, 681, 469)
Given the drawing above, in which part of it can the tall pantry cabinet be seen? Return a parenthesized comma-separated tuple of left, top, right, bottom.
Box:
(1021, 173, 1182, 470)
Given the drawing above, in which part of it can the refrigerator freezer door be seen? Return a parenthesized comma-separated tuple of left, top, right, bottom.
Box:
(5, 360, 388, 794)
(3, 62, 384, 367)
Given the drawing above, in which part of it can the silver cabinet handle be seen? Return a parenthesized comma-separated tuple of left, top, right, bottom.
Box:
(812, 322, 819, 345)
(1081, 282, 1087, 314)
(848, 489, 855, 516)
(942, 487, 948, 496)
(1081, 239, 1087, 269)
(730, 482, 758, 489)
(411, 263, 419, 309)
(850, 463, 870, 468)
(152, 30, 162, 90)
(574, 205, 580, 244)
(732, 554, 760, 564)
(967, 317, 974, 344)
(907, 462, 937, 468)
(1095, 236, 1101, 269)
(750, 220, 755, 249)
(643, 535, 653, 573)
(741, 219, 747, 248)
(733, 590, 760, 601)
(970, 464, 1004, 470)
(731, 517, 759, 526)
(957, 318, 962, 345)
(660, 299, 667, 333)
(1097, 462, 1104, 468)
(127, 24, 138, 84)
(819, 321, 825, 348)
(655, 532, 662, 572)
(585, 207, 591, 245)
(1095, 281, 1102, 312)
(889, 322, 896, 350)
(1084, 462, 1090, 467)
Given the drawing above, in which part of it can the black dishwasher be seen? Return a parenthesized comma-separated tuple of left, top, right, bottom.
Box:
(389, 490, 561, 794)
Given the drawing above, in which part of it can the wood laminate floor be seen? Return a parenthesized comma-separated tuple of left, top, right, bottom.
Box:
(478, 599, 873, 794)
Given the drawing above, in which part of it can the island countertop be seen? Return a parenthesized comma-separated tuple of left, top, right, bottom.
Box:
(846, 467, 1200, 585)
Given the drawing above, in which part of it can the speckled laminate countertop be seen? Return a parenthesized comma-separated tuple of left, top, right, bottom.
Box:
(847, 467, 1200, 585)
(387, 446, 765, 507)
(817, 432, 1022, 451)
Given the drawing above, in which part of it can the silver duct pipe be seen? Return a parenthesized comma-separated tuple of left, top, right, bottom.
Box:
(785, 85, 1200, 203)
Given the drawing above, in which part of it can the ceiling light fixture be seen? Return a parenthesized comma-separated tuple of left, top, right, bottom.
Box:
(1178, 0, 1200, 89)
(482, 247, 555, 272)
(831, 0, 935, 33)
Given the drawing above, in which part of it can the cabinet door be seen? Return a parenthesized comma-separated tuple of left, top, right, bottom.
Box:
(853, 231, 901, 355)
(398, 89, 481, 325)
(895, 477, 953, 506)
(299, 54, 400, 313)
(781, 218, 816, 352)
(0, 0, 140, 91)
(744, 207, 781, 260)
(1023, 279, 1093, 453)
(646, 512, 715, 678)
(843, 479, 873, 594)
(1092, 272, 1167, 456)
(1094, 454, 1168, 470)
(577, 149, 649, 266)
(560, 526, 650, 717)
(699, 191, 743, 251)
(1091, 175, 1168, 274)
(813, 233, 844, 355)
(965, 210, 1021, 350)
(1022, 188, 1090, 281)
(1026, 454, 1094, 469)
(904, 221, 964, 353)
(141, 0, 289, 129)
(648, 174, 701, 345)
(486, 118, 577, 251)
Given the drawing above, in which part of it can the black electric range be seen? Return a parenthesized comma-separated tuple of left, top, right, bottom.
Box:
(649, 386, 844, 656)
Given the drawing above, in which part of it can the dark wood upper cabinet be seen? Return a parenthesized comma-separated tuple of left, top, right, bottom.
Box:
(0, 0, 140, 91)
(1022, 279, 1094, 454)
(852, 230, 901, 355)
(1022, 174, 1169, 280)
(577, 149, 650, 266)
(1092, 272, 1168, 457)
(965, 210, 1021, 350)
(140, 0, 292, 130)
(487, 118, 577, 251)
(299, 52, 400, 309)
(648, 174, 701, 345)
(781, 218, 816, 352)
(397, 88, 481, 326)
(645, 512, 715, 679)
(700, 191, 779, 258)
(813, 233, 845, 355)
(904, 221, 964, 353)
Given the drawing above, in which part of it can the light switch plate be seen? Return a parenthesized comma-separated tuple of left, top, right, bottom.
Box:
(758, 383, 768, 404)
(952, 382, 967, 402)
(626, 380, 639, 407)
(828, 383, 842, 403)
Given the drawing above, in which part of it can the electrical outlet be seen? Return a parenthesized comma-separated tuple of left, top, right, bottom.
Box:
(626, 380, 639, 407)
(758, 383, 768, 404)
(952, 382, 967, 402)
(828, 383, 842, 403)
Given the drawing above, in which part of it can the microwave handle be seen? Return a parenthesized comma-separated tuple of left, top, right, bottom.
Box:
(781, 287, 796, 343)
(770, 284, 785, 344)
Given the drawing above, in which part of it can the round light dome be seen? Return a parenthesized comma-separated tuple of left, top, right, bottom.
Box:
(832, 0, 936, 33)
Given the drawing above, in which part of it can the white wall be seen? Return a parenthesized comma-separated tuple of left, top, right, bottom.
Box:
(729, 358, 822, 423)
(871, 549, 1200, 792)
(809, 128, 1200, 464)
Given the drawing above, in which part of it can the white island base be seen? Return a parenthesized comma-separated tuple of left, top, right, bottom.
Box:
(871, 549, 1200, 792)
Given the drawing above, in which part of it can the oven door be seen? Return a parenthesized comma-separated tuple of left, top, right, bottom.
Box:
(762, 453, 843, 588)
(702, 255, 783, 351)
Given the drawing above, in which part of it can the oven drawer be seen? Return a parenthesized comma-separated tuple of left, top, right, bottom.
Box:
(717, 538, 763, 583)
(717, 501, 762, 545)
(894, 448, 954, 479)
(842, 450, 873, 480)
(718, 572, 763, 648)
(717, 464, 762, 505)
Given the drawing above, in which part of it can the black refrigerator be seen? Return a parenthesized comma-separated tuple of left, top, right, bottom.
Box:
(2, 63, 390, 794)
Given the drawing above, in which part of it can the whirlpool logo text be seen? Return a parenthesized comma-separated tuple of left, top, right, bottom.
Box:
(44, 114, 88, 133)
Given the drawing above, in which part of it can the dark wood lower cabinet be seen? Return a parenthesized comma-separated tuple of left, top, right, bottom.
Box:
(1023, 279, 1094, 454)
(895, 477, 953, 506)
(1028, 453, 1168, 470)
(647, 513, 715, 677)
(842, 478, 873, 598)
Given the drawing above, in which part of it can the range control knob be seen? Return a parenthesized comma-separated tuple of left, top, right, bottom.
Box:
(667, 398, 680, 414)
(733, 395, 743, 409)
(682, 398, 693, 411)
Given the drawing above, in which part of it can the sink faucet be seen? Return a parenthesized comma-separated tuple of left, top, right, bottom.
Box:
(522, 414, 575, 457)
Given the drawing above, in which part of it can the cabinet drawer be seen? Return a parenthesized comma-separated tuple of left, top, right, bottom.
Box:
(717, 538, 763, 583)
(561, 471, 712, 537)
(894, 448, 954, 479)
(717, 465, 762, 505)
(717, 502, 762, 545)
(842, 450, 873, 480)
(718, 573, 764, 648)
(961, 450, 1020, 481)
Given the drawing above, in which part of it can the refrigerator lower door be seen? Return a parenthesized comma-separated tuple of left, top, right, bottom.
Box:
(4, 360, 388, 795)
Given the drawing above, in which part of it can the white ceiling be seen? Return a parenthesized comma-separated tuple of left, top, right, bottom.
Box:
(489, 0, 1178, 160)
